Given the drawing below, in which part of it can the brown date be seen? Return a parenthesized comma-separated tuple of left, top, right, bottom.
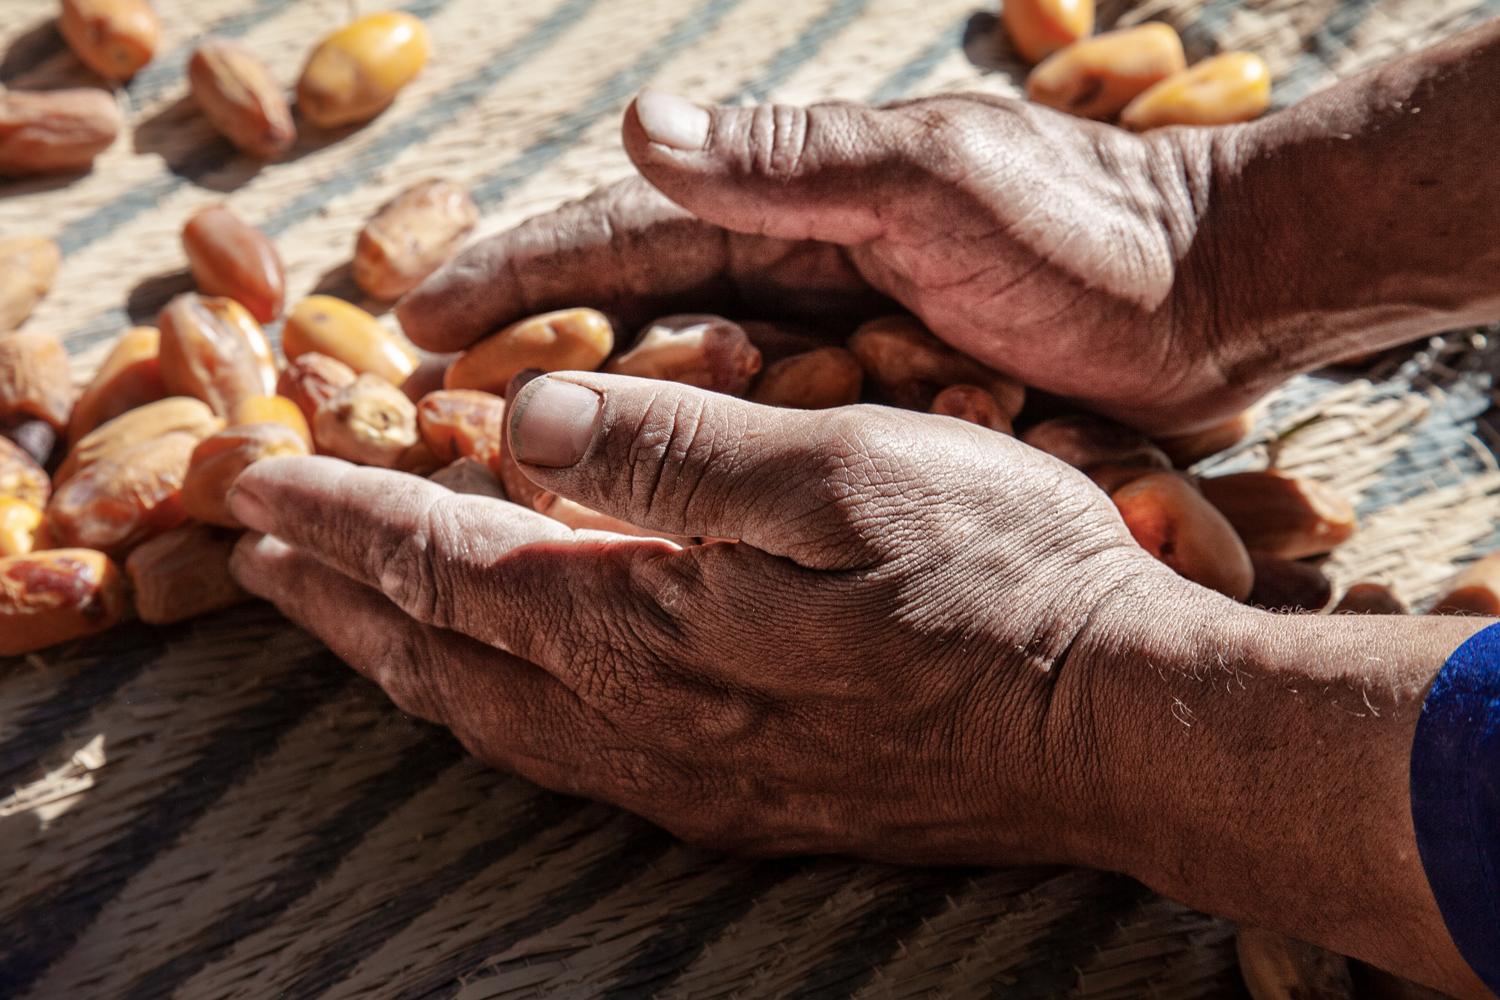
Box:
(276, 352, 357, 426)
(182, 204, 286, 323)
(126, 523, 249, 625)
(67, 325, 166, 445)
(158, 293, 278, 416)
(46, 430, 199, 557)
(182, 423, 309, 528)
(353, 179, 478, 300)
(0, 88, 122, 176)
(188, 37, 296, 160)
(0, 548, 127, 655)
(58, 396, 222, 486)
(0, 329, 75, 430)
(0, 236, 60, 331)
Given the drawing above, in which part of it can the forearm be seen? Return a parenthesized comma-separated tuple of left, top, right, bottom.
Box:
(1076, 592, 1492, 997)
(1206, 18, 1500, 383)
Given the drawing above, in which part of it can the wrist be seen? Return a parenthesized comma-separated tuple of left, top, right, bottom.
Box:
(1192, 20, 1500, 385)
(1074, 585, 1491, 995)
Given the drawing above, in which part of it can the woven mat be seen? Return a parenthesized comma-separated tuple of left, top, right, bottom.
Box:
(4, 0, 1500, 996)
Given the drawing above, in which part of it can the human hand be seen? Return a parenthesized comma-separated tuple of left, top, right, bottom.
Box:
(397, 93, 1247, 435)
(227, 372, 1204, 863)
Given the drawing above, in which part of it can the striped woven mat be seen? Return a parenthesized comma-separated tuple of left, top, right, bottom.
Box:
(5, 0, 1500, 996)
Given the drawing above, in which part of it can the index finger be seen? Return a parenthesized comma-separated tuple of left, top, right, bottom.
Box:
(393, 176, 879, 353)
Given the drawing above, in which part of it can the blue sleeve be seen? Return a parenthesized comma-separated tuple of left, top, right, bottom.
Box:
(1411, 621, 1500, 993)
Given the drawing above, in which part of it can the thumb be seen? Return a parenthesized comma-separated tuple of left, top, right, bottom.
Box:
(505, 372, 912, 570)
(622, 90, 913, 245)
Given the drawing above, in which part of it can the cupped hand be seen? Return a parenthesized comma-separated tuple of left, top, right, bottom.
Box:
(227, 373, 1217, 864)
(397, 92, 1249, 434)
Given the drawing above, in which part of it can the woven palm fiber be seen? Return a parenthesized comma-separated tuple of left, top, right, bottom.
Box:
(3, 0, 1500, 996)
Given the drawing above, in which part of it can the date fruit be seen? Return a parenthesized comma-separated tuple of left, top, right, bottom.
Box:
(1026, 23, 1186, 120)
(158, 293, 278, 416)
(126, 523, 248, 625)
(929, 384, 1012, 433)
(277, 351, 357, 425)
(46, 430, 199, 556)
(0, 236, 60, 331)
(0, 88, 122, 176)
(297, 12, 431, 128)
(59, 0, 160, 81)
(1002, 0, 1094, 65)
(312, 374, 418, 467)
(67, 325, 166, 446)
(606, 315, 762, 396)
(229, 394, 312, 448)
(182, 422, 309, 527)
(848, 316, 1024, 416)
(1247, 555, 1332, 614)
(751, 346, 863, 409)
(0, 548, 127, 655)
(1199, 471, 1355, 559)
(1333, 582, 1407, 616)
(416, 389, 504, 469)
(0, 329, 75, 430)
(182, 205, 286, 323)
(1236, 927, 1353, 1000)
(0, 497, 44, 557)
(188, 37, 296, 159)
(283, 295, 419, 385)
(1022, 414, 1170, 491)
(0, 437, 51, 507)
(1121, 52, 1272, 131)
(57, 396, 222, 487)
(354, 179, 478, 300)
(1431, 553, 1500, 617)
(429, 457, 504, 499)
(1157, 410, 1253, 466)
(739, 320, 829, 365)
(1112, 471, 1254, 600)
(445, 308, 614, 395)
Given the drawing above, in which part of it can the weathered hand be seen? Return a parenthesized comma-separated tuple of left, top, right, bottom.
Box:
(227, 372, 1205, 863)
(397, 92, 1243, 434)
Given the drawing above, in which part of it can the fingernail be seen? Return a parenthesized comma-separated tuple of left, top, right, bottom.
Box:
(226, 478, 272, 531)
(510, 377, 602, 468)
(635, 89, 710, 151)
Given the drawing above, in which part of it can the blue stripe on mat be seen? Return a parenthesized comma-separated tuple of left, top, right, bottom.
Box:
(867, 11, 971, 105)
(739, 0, 873, 102)
(470, 0, 757, 207)
(124, 0, 306, 107)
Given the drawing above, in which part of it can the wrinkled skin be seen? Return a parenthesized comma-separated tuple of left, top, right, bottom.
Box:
(399, 94, 1238, 434)
(230, 374, 1199, 863)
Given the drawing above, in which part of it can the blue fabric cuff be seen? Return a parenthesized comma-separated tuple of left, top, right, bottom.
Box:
(1411, 621, 1500, 993)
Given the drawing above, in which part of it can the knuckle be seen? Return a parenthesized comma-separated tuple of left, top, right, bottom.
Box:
(744, 102, 811, 182)
(375, 492, 465, 627)
(809, 407, 913, 516)
(624, 390, 719, 525)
